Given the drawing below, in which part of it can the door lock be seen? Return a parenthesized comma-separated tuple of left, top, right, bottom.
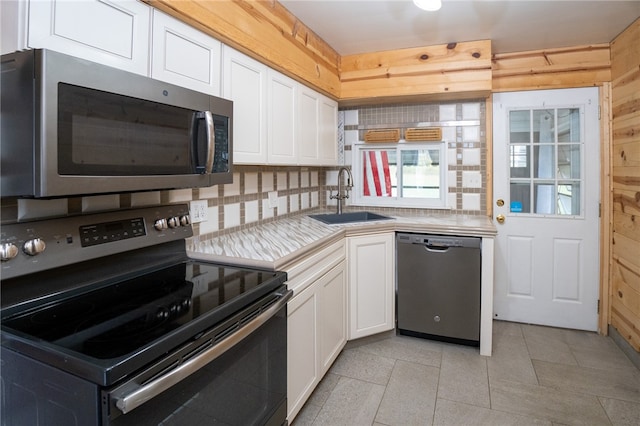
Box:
(496, 214, 505, 224)
(496, 199, 504, 207)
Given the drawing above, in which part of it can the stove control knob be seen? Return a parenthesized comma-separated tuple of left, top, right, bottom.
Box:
(23, 238, 46, 256)
(1, 243, 19, 261)
(167, 216, 180, 229)
(156, 307, 169, 320)
(180, 215, 190, 226)
(154, 218, 167, 231)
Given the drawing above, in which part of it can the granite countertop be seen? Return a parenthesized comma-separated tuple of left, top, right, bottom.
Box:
(187, 211, 497, 270)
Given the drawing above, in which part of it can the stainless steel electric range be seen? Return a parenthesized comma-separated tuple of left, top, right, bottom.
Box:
(0, 204, 290, 426)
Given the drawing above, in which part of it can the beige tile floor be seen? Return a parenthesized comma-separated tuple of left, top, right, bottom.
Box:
(292, 321, 640, 426)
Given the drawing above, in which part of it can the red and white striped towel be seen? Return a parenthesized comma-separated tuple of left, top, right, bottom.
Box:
(363, 151, 392, 197)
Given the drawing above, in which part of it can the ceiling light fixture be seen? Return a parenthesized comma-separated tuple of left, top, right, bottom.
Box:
(413, 0, 442, 12)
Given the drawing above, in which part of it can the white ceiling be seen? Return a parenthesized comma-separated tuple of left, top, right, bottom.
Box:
(279, 0, 640, 55)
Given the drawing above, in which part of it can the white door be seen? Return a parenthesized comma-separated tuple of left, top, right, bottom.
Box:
(493, 88, 600, 331)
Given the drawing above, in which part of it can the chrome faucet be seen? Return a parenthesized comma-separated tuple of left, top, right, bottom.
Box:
(330, 167, 354, 214)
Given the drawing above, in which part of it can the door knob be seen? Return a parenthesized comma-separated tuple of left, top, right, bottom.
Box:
(496, 214, 505, 224)
(496, 199, 504, 207)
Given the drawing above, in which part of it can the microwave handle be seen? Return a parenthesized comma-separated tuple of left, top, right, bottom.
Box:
(192, 111, 215, 174)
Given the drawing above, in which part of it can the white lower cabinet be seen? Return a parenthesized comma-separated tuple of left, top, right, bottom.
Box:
(317, 263, 347, 373)
(348, 232, 395, 340)
(287, 282, 319, 422)
(286, 241, 346, 423)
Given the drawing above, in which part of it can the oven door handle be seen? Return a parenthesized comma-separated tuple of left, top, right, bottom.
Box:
(114, 289, 292, 414)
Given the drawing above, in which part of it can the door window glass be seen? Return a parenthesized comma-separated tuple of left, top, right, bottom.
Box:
(507, 107, 583, 216)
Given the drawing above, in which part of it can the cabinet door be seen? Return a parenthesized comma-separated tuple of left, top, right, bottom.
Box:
(318, 95, 338, 166)
(151, 10, 221, 96)
(267, 70, 297, 164)
(348, 233, 395, 339)
(222, 46, 267, 164)
(318, 261, 347, 375)
(298, 86, 319, 165)
(28, 0, 150, 75)
(287, 285, 319, 421)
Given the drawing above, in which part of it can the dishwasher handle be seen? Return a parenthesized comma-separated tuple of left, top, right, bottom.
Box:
(424, 244, 451, 253)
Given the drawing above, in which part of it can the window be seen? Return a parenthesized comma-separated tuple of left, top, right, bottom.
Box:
(352, 142, 447, 208)
(508, 107, 583, 216)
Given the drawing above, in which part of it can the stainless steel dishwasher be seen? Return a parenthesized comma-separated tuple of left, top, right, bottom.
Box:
(396, 233, 481, 346)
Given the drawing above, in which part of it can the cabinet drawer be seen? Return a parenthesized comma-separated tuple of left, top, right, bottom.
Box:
(284, 239, 345, 295)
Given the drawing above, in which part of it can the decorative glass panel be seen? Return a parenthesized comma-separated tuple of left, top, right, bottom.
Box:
(510, 182, 530, 213)
(509, 110, 530, 143)
(510, 145, 530, 178)
(534, 183, 555, 214)
(557, 108, 580, 142)
(558, 183, 580, 215)
(533, 109, 554, 143)
(533, 145, 555, 179)
(558, 144, 581, 179)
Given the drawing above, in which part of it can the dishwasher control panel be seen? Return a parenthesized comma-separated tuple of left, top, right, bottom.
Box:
(397, 233, 480, 248)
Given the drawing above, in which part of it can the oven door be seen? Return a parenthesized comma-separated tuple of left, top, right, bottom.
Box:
(105, 288, 291, 426)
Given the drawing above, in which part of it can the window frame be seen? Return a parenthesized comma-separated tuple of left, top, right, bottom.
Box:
(351, 141, 448, 209)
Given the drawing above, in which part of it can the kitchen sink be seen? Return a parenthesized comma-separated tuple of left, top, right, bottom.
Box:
(308, 211, 392, 224)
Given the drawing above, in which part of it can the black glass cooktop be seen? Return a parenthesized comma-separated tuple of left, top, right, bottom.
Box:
(2, 261, 282, 360)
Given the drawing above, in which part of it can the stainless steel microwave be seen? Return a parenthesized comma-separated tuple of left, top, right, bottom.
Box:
(1, 49, 233, 198)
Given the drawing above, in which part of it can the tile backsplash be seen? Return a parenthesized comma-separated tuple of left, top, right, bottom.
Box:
(340, 100, 487, 215)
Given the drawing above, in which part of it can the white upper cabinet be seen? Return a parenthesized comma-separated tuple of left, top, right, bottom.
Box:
(267, 69, 297, 165)
(298, 86, 339, 166)
(298, 86, 320, 165)
(222, 45, 268, 164)
(319, 95, 339, 165)
(151, 10, 221, 96)
(27, 0, 151, 75)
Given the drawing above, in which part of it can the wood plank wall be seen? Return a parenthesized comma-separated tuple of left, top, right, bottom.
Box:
(339, 41, 492, 105)
(610, 19, 640, 352)
(492, 45, 611, 91)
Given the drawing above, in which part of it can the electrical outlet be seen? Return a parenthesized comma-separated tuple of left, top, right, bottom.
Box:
(190, 200, 208, 223)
